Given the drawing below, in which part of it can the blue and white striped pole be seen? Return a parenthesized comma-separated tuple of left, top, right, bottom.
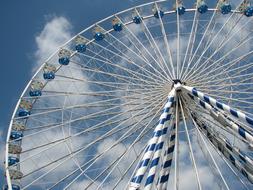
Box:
(186, 92, 253, 145)
(192, 112, 253, 169)
(182, 85, 253, 127)
(143, 119, 175, 190)
(157, 124, 176, 190)
(129, 89, 176, 190)
(192, 115, 253, 183)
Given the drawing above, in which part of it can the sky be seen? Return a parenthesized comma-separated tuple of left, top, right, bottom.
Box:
(0, 0, 148, 186)
(1, 0, 252, 189)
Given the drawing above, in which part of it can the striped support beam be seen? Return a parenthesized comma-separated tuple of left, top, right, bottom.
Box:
(129, 89, 176, 190)
(182, 85, 253, 127)
(186, 91, 253, 145)
(193, 113, 253, 172)
(157, 124, 176, 190)
(143, 120, 175, 190)
(192, 114, 253, 183)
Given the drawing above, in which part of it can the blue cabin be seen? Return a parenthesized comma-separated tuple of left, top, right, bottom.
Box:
(75, 36, 87, 52)
(43, 72, 55, 80)
(133, 16, 142, 24)
(93, 26, 105, 41)
(176, 5, 186, 15)
(154, 10, 164, 18)
(29, 90, 42, 97)
(113, 23, 123, 32)
(197, 2, 208, 14)
(112, 18, 123, 32)
(75, 43, 86, 53)
(8, 156, 19, 166)
(18, 99, 32, 117)
(219, 3, 232, 14)
(29, 81, 43, 97)
(58, 49, 71, 65)
(3, 184, 21, 190)
(94, 32, 105, 41)
(18, 108, 30, 117)
(244, 6, 253, 17)
(58, 57, 70, 65)
(43, 63, 56, 80)
(10, 131, 23, 140)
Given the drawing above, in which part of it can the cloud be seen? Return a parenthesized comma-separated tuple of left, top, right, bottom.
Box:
(15, 16, 94, 188)
(33, 16, 72, 71)
(18, 15, 119, 190)
(0, 128, 5, 162)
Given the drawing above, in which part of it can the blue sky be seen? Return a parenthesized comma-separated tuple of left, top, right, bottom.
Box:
(0, 0, 147, 186)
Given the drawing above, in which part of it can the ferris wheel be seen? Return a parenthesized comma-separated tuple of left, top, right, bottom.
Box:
(4, 0, 253, 189)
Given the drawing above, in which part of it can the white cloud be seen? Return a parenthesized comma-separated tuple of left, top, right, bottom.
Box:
(17, 16, 94, 188)
(0, 140, 5, 168)
(33, 16, 72, 71)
